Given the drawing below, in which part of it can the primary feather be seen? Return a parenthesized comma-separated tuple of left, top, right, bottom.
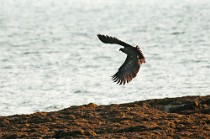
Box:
(97, 34, 132, 48)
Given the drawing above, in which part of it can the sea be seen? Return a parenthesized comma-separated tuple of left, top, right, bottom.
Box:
(0, 0, 210, 116)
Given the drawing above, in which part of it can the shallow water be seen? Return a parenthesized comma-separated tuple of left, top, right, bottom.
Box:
(0, 0, 210, 116)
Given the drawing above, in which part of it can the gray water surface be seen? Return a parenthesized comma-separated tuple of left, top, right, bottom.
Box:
(0, 0, 210, 115)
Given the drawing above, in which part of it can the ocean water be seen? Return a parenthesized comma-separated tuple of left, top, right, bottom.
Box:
(0, 0, 210, 116)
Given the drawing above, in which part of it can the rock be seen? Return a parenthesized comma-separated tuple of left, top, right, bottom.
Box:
(0, 95, 210, 138)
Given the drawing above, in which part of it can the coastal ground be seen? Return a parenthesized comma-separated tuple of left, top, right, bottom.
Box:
(0, 95, 210, 138)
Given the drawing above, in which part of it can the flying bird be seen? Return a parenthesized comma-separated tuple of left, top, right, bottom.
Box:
(97, 34, 146, 85)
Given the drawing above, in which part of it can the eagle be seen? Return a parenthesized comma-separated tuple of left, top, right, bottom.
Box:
(97, 34, 146, 85)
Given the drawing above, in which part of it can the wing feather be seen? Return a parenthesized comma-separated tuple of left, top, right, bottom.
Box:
(97, 34, 132, 48)
(112, 56, 141, 85)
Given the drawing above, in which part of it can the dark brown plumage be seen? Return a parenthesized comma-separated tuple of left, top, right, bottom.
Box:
(97, 34, 146, 85)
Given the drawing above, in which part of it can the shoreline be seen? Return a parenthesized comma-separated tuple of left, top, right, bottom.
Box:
(1, 95, 210, 138)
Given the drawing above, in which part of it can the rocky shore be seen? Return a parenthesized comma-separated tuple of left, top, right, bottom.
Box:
(1, 95, 210, 138)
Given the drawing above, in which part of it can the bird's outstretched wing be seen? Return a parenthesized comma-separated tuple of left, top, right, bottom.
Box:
(112, 56, 140, 85)
(97, 34, 132, 48)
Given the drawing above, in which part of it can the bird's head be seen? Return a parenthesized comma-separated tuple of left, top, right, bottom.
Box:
(119, 48, 124, 52)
